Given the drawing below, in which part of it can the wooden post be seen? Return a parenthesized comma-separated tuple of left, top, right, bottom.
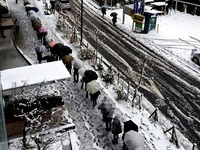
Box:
(192, 143, 197, 150)
(126, 82, 130, 101)
(164, 125, 174, 134)
(100, 56, 103, 64)
(95, 50, 98, 65)
(132, 89, 137, 108)
(157, 24, 159, 33)
(117, 73, 120, 85)
(149, 107, 158, 121)
(139, 93, 143, 110)
(164, 125, 180, 148)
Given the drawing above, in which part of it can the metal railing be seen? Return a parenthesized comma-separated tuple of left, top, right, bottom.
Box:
(175, 0, 200, 15)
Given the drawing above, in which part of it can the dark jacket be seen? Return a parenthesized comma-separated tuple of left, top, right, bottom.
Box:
(112, 16, 117, 22)
(112, 116, 122, 134)
(101, 7, 106, 15)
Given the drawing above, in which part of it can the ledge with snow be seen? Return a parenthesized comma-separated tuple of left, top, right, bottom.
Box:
(0, 61, 71, 95)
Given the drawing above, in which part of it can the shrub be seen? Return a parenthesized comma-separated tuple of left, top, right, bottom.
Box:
(79, 48, 94, 60)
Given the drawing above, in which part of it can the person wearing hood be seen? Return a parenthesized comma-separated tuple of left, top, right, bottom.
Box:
(111, 116, 122, 144)
(72, 58, 83, 83)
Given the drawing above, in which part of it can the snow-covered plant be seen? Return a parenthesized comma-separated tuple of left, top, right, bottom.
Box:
(101, 68, 115, 85)
(113, 85, 126, 101)
(92, 63, 104, 71)
(79, 48, 94, 60)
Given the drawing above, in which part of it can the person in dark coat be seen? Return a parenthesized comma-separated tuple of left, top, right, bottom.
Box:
(87, 80, 101, 107)
(0, 13, 6, 39)
(112, 16, 117, 27)
(90, 90, 101, 107)
(50, 0, 56, 14)
(35, 45, 47, 64)
(42, 54, 55, 62)
(80, 69, 98, 98)
(38, 31, 48, 45)
(14, 18, 20, 33)
(105, 108, 114, 131)
(72, 58, 83, 82)
(101, 7, 106, 18)
(111, 116, 122, 144)
(98, 98, 112, 121)
(98, 100, 113, 131)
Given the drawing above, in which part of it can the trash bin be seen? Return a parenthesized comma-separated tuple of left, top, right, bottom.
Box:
(143, 12, 157, 33)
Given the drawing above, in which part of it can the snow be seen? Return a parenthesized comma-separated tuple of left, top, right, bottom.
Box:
(150, 2, 166, 6)
(104, 5, 200, 81)
(1, 61, 71, 92)
(3, 0, 200, 150)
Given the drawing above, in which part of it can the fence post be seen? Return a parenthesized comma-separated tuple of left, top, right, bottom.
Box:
(100, 56, 103, 64)
(117, 73, 120, 85)
(95, 30, 99, 51)
(139, 93, 143, 110)
(126, 82, 130, 101)
(175, 0, 178, 13)
(149, 107, 158, 121)
(95, 51, 98, 65)
(108, 66, 112, 72)
(131, 89, 137, 107)
(192, 143, 197, 150)
(164, 125, 180, 148)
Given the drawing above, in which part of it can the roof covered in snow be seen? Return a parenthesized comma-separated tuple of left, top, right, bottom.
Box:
(1, 61, 71, 93)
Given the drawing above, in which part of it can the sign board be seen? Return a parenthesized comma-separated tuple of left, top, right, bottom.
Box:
(135, 22, 143, 32)
(132, 14, 145, 23)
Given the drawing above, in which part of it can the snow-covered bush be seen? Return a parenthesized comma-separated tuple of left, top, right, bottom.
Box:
(113, 85, 126, 101)
(92, 63, 104, 71)
(4, 84, 63, 116)
(79, 48, 94, 60)
(101, 71, 114, 85)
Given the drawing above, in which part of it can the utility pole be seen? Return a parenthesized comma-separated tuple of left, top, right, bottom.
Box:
(80, 0, 83, 46)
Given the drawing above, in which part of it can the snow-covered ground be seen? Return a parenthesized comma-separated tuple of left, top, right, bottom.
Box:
(3, 0, 200, 150)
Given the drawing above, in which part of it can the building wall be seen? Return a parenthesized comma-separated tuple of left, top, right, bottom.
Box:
(0, 77, 8, 150)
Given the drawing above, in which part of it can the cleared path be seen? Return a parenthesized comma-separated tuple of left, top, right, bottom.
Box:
(0, 30, 29, 70)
